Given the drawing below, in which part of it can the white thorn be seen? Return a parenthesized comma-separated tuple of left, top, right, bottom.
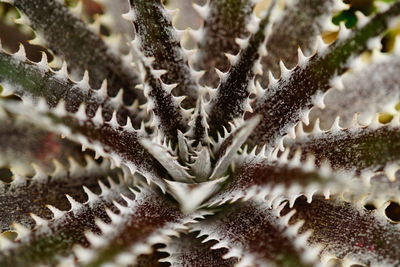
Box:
(92, 106, 103, 125)
(66, 194, 83, 211)
(46, 205, 66, 220)
(83, 186, 100, 204)
(30, 213, 48, 227)
(12, 44, 26, 61)
(75, 104, 87, 121)
(192, 3, 209, 19)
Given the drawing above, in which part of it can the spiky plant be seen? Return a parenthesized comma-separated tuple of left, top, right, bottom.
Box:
(1, 0, 400, 266)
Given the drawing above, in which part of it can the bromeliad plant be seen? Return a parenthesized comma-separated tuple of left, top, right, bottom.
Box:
(1, 0, 400, 266)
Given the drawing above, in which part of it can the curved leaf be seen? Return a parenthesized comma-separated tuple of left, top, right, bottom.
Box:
(77, 187, 209, 266)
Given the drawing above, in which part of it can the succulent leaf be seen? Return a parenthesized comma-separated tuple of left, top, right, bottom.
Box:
(12, 0, 142, 103)
(191, 199, 318, 267)
(127, 0, 199, 106)
(210, 116, 261, 180)
(261, 0, 342, 81)
(207, 148, 351, 207)
(290, 196, 400, 266)
(78, 187, 208, 266)
(1, 0, 400, 266)
(193, 0, 256, 86)
(160, 231, 239, 266)
(311, 49, 400, 129)
(0, 49, 143, 127)
(0, 100, 167, 190)
(206, 0, 278, 137)
(286, 118, 400, 177)
(0, 172, 131, 266)
(136, 58, 189, 143)
(249, 1, 400, 149)
(0, 157, 118, 232)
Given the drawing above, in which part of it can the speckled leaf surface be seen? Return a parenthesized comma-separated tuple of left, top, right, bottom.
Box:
(194, 0, 256, 86)
(249, 3, 400, 149)
(261, 0, 339, 81)
(13, 0, 142, 103)
(310, 52, 400, 129)
(286, 122, 400, 173)
(192, 200, 317, 267)
(1, 0, 400, 266)
(290, 196, 400, 266)
(0, 158, 118, 231)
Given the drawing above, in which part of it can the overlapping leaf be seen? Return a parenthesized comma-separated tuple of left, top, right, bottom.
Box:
(0, 157, 118, 231)
(1, 1, 400, 266)
(207, 148, 351, 207)
(193, 0, 256, 86)
(191, 199, 319, 267)
(310, 50, 400, 129)
(260, 0, 341, 82)
(248, 2, 400, 150)
(0, 108, 82, 175)
(12, 0, 142, 103)
(76, 187, 209, 266)
(0, 171, 132, 266)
